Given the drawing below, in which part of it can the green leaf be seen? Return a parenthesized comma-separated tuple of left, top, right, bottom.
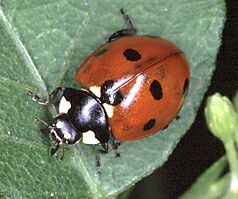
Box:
(0, 0, 225, 198)
(118, 187, 134, 199)
(179, 156, 230, 199)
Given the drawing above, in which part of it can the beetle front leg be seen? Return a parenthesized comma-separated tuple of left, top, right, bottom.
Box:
(50, 144, 60, 156)
(50, 144, 65, 160)
(28, 87, 65, 105)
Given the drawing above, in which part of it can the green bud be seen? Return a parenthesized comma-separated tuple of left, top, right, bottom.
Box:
(205, 93, 238, 143)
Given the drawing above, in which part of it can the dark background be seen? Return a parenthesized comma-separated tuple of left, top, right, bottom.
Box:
(130, 1, 238, 198)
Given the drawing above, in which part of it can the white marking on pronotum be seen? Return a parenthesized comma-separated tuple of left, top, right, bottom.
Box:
(82, 130, 100, 145)
(90, 86, 101, 98)
(103, 103, 114, 118)
(59, 96, 71, 113)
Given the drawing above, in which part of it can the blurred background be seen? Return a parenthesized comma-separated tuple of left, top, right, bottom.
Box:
(130, 1, 238, 198)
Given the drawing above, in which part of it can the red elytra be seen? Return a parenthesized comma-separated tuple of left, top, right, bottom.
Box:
(76, 35, 190, 141)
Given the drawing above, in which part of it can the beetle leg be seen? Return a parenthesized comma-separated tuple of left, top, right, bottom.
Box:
(28, 86, 65, 105)
(50, 144, 65, 160)
(93, 143, 109, 174)
(50, 144, 60, 156)
(120, 8, 134, 30)
(95, 151, 101, 174)
(60, 145, 65, 160)
(108, 9, 136, 42)
(101, 142, 109, 153)
(112, 139, 121, 157)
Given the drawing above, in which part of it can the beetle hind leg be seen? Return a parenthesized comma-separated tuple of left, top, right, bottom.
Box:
(108, 9, 136, 42)
(112, 139, 121, 157)
(120, 8, 134, 30)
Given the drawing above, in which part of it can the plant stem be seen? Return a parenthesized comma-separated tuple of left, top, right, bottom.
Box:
(224, 140, 238, 194)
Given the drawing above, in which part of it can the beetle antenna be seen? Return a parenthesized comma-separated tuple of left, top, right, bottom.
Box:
(34, 118, 52, 128)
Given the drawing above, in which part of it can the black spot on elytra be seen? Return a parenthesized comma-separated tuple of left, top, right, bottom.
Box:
(94, 48, 107, 57)
(150, 80, 163, 100)
(123, 49, 141, 61)
(143, 119, 156, 131)
(100, 80, 123, 105)
(183, 79, 189, 96)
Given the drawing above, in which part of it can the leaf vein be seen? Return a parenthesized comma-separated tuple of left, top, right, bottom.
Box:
(0, 5, 48, 95)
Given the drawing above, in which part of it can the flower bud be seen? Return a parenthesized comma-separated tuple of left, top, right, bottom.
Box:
(205, 93, 238, 143)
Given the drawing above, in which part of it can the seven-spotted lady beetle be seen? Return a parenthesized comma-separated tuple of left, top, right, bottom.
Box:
(29, 9, 190, 172)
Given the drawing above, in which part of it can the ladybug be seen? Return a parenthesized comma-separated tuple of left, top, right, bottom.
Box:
(29, 9, 189, 172)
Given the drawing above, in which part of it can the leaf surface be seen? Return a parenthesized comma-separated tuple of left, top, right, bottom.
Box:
(0, 0, 225, 198)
